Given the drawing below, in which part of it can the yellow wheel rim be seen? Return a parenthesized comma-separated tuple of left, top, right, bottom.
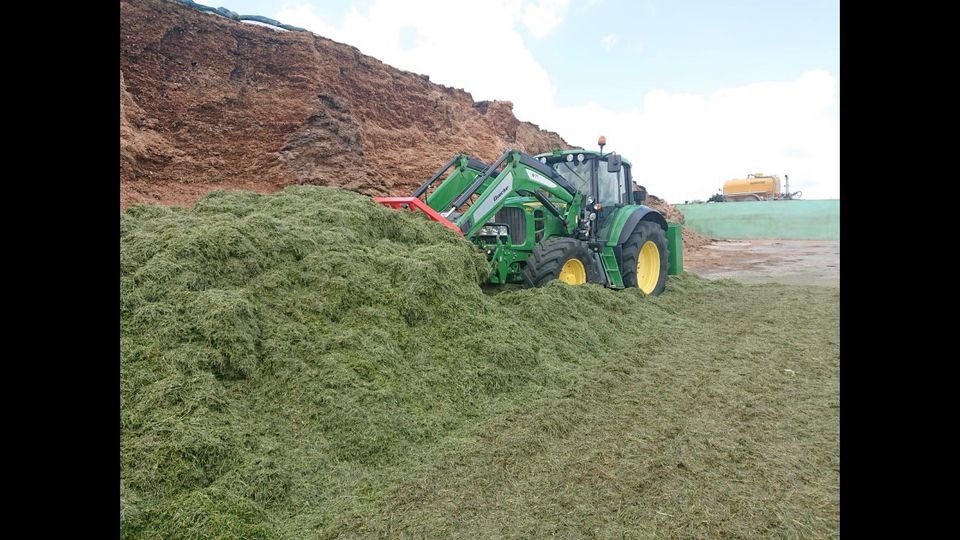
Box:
(558, 258, 587, 285)
(637, 241, 660, 293)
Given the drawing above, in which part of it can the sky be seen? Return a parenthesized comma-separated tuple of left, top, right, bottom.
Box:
(207, 0, 839, 203)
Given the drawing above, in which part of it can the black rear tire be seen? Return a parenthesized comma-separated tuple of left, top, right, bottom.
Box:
(621, 221, 669, 295)
(523, 237, 604, 288)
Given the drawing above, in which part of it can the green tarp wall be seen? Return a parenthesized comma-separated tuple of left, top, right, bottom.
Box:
(675, 199, 839, 240)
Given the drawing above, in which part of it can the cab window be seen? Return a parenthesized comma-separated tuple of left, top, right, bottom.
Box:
(597, 160, 624, 206)
(551, 158, 592, 196)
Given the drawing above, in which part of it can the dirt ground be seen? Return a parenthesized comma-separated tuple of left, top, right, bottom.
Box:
(684, 239, 840, 288)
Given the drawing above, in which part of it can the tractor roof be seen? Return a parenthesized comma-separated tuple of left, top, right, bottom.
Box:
(534, 148, 632, 166)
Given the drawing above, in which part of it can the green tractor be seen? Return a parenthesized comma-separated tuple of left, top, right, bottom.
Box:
(376, 137, 677, 295)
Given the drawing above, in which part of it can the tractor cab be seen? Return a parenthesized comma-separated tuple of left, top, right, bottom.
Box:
(534, 148, 637, 225)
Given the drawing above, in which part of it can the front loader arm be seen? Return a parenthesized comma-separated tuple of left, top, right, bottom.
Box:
(448, 150, 582, 238)
(373, 154, 492, 236)
(410, 154, 491, 212)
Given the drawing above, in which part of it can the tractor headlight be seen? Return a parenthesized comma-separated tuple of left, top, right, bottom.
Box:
(577, 153, 584, 162)
(589, 212, 597, 221)
(539, 157, 547, 164)
(479, 225, 508, 237)
(566, 154, 573, 162)
(586, 196, 594, 205)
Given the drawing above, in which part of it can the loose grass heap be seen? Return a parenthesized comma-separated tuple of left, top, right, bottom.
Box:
(121, 186, 839, 538)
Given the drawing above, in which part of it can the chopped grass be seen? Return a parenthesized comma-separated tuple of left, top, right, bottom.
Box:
(121, 186, 839, 538)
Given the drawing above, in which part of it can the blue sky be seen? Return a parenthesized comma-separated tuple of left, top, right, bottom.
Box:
(195, 0, 839, 202)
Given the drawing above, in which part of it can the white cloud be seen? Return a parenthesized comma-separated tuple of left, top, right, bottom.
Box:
(547, 71, 840, 202)
(573, 0, 603, 11)
(274, 2, 839, 203)
(276, 0, 557, 122)
(601, 33, 619, 50)
(271, 3, 341, 37)
(521, 0, 571, 38)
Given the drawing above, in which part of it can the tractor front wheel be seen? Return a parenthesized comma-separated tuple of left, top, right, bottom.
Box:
(621, 221, 669, 295)
(523, 237, 604, 288)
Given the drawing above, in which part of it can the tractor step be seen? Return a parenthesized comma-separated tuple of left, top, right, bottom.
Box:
(373, 197, 463, 235)
(600, 247, 625, 289)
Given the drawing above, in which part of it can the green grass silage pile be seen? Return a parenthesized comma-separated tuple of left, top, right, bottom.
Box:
(121, 186, 839, 538)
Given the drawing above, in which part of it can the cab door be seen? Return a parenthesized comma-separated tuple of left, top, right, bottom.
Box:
(595, 158, 627, 222)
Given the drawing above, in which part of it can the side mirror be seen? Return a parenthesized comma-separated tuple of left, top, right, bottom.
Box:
(607, 154, 621, 173)
(633, 187, 647, 203)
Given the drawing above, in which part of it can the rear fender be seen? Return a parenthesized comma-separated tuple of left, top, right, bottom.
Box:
(602, 205, 668, 247)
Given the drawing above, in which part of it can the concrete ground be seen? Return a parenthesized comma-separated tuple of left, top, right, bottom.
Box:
(684, 239, 840, 288)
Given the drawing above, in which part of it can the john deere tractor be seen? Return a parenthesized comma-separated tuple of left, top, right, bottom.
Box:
(376, 137, 674, 295)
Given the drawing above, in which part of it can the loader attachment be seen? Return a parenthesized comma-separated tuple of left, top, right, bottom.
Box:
(374, 153, 492, 235)
(373, 196, 464, 235)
